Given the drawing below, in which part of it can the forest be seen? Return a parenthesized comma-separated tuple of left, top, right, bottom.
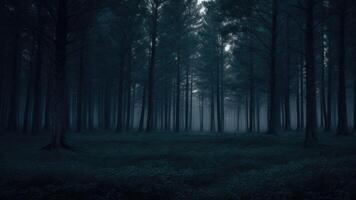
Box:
(0, 0, 356, 199)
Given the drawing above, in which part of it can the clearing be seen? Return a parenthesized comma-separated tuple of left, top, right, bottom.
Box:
(0, 132, 355, 200)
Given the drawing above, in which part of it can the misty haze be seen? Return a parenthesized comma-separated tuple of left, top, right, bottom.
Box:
(0, 0, 356, 199)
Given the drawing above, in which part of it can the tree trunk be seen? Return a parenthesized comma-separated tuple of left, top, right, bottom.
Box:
(76, 35, 86, 133)
(32, 0, 44, 133)
(210, 87, 215, 132)
(185, 64, 189, 132)
(43, 0, 69, 150)
(175, 50, 181, 132)
(116, 51, 126, 132)
(236, 102, 240, 132)
(337, 3, 348, 135)
(200, 94, 204, 132)
(354, 66, 356, 131)
(126, 46, 133, 131)
(304, 0, 317, 146)
(268, 0, 279, 134)
(7, 11, 21, 131)
(216, 49, 222, 133)
(146, 0, 159, 132)
(139, 83, 147, 132)
(284, 14, 291, 131)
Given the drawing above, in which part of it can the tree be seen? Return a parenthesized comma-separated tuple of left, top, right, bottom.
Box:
(304, 0, 317, 145)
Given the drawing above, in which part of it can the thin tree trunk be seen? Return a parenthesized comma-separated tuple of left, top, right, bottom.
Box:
(185, 64, 189, 132)
(8, 11, 21, 131)
(175, 50, 181, 132)
(116, 52, 126, 132)
(126, 46, 133, 131)
(146, 0, 159, 132)
(337, 3, 348, 135)
(210, 87, 215, 132)
(139, 83, 147, 132)
(268, 0, 279, 134)
(32, 0, 44, 133)
(284, 14, 291, 131)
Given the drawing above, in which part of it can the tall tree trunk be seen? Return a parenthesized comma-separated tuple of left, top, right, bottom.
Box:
(268, 0, 279, 134)
(297, 85, 301, 131)
(189, 73, 193, 129)
(175, 50, 181, 132)
(216, 48, 222, 133)
(256, 95, 260, 132)
(210, 87, 215, 132)
(200, 94, 204, 132)
(139, 83, 147, 132)
(337, 2, 348, 135)
(146, 0, 159, 132)
(304, 0, 317, 146)
(185, 64, 189, 132)
(116, 52, 126, 132)
(220, 45, 225, 132)
(23, 39, 37, 133)
(245, 96, 249, 132)
(320, 47, 326, 130)
(126, 46, 133, 131)
(76, 35, 86, 133)
(32, 0, 44, 133)
(284, 14, 291, 131)
(43, 0, 69, 150)
(248, 46, 255, 133)
(325, 2, 332, 132)
(7, 11, 21, 131)
(236, 101, 240, 132)
(354, 66, 356, 131)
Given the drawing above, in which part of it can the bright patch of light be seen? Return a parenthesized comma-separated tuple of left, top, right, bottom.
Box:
(224, 44, 231, 52)
(198, 0, 209, 14)
(193, 89, 199, 94)
(199, 6, 206, 14)
(197, 0, 208, 4)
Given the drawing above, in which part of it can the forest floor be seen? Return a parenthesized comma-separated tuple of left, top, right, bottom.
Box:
(0, 132, 356, 200)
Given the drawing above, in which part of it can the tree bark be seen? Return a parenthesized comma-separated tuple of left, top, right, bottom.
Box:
(304, 0, 317, 146)
(139, 83, 147, 132)
(284, 14, 291, 131)
(43, 0, 69, 150)
(337, 1, 348, 135)
(268, 0, 279, 134)
(146, 0, 159, 132)
(32, 0, 45, 133)
(175, 50, 181, 132)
